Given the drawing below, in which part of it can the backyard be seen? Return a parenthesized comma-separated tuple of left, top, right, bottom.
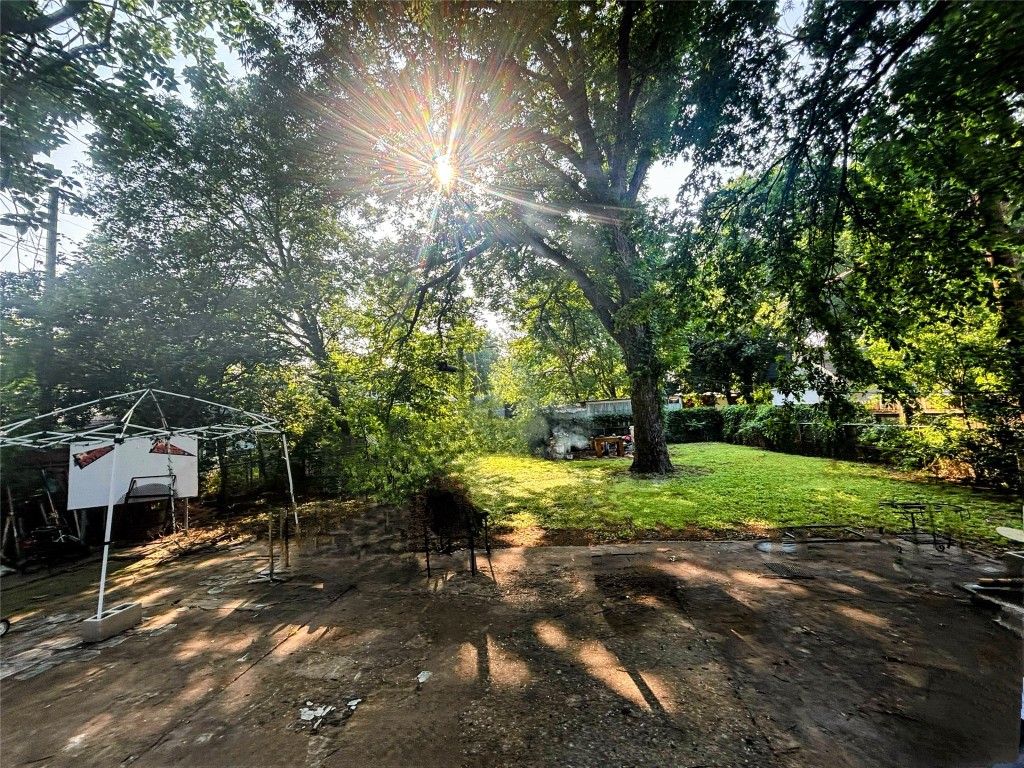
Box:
(469, 444, 1021, 548)
(1, 485, 1021, 768)
(2, 3, 1023, 765)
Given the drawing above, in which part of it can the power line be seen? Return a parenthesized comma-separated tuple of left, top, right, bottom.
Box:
(59, 217, 93, 231)
(0, 241, 20, 266)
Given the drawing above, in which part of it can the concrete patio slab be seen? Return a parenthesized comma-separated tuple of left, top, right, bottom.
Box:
(0, 524, 1020, 768)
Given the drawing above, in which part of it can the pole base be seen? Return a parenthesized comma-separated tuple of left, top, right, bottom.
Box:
(82, 602, 142, 643)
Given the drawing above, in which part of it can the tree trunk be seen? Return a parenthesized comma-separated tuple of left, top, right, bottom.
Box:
(617, 324, 673, 474)
(216, 439, 230, 511)
(255, 438, 268, 490)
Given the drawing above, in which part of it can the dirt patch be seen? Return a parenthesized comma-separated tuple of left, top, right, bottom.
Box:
(492, 522, 775, 548)
(492, 525, 548, 547)
(594, 565, 683, 635)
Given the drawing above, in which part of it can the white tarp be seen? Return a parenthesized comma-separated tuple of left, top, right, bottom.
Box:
(67, 435, 199, 510)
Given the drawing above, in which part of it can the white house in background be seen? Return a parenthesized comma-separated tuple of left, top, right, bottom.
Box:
(767, 357, 835, 406)
(560, 397, 683, 417)
(772, 388, 822, 406)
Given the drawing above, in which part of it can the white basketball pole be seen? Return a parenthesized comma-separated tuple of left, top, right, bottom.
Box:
(280, 433, 299, 568)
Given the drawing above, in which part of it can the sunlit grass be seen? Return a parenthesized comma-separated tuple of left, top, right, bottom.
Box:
(466, 443, 1021, 546)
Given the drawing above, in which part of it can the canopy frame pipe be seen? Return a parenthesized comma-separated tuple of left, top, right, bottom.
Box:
(0, 389, 300, 619)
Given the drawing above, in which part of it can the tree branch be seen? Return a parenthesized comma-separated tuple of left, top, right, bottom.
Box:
(516, 225, 617, 331)
(1, 0, 90, 37)
(611, 1, 638, 197)
(535, 36, 607, 194)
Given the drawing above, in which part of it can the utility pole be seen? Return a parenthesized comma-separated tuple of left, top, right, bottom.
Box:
(37, 185, 60, 414)
(45, 185, 58, 287)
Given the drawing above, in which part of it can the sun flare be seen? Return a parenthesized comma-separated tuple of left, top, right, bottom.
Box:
(434, 154, 456, 189)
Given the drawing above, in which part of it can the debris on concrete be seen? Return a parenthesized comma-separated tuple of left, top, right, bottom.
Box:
(299, 703, 335, 721)
(416, 670, 432, 684)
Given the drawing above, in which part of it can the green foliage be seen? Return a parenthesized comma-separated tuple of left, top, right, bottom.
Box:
(858, 416, 1021, 490)
(735, 405, 790, 450)
(2, 65, 501, 508)
(863, 307, 1009, 420)
(768, 2, 1024, 412)
(675, 4, 1024, 432)
(327, 330, 474, 505)
(714, 403, 866, 458)
(0, 272, 43, 423)
(1, 0, 273, 228)
(673, 401, 1016, 489)
(857, 423, 954, 473)
(679, 331, 782, 405)
(293, 0, 786, 473)
(720, 405, 754, 444)
(959, 424, 1024, 490)
(664, 407, 723, 443)
(490, 279, 627, 407)
(465, 397, 528, 455)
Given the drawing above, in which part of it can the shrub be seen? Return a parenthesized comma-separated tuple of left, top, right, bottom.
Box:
(857, 424, 940, 471)
(592, 413, 631, 434)
(964, 396, 1024, 489)
(661, 397, 1013, 491)
(664, 407, 723, 443)
(791, 402, 866, 458)
(743, 405, 793, 450)
(962, 427, 1022, 489)
(467, 401, 528, 454)
(720, 405, 755, 443)
(856, 415, 1021, 489)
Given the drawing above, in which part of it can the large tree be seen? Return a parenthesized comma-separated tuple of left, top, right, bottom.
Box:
(0, 0, 272, 229)
(295, 0, 782, 472)
(84, 66, 358, 415)
(769, 1, 1024, 407)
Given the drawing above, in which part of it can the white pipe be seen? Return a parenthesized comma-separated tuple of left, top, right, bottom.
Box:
(149, 389, 281, 425)
(0, 389, 148, 435)
(96, 439, 120, 619)
(281, 433, 299, 525)
(95, 391, 147, 619)
(2, 388, 283, 450)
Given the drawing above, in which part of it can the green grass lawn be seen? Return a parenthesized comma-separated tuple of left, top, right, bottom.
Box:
(466, 443, 1021, 547)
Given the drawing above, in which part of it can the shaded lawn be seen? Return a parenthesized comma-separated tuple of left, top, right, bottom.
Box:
(466, 443, 1021, 547)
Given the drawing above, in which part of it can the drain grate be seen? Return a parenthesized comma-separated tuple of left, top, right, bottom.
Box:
(764, 562, 815, 579)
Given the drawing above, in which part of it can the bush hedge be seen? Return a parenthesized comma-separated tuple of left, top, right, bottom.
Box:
(663, 402, 1019, 490)
(679, 403, 859, 458)
(665, 407, 723, 443)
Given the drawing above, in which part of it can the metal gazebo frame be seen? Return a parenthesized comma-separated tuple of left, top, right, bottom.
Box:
(0, 389, 298, 619)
